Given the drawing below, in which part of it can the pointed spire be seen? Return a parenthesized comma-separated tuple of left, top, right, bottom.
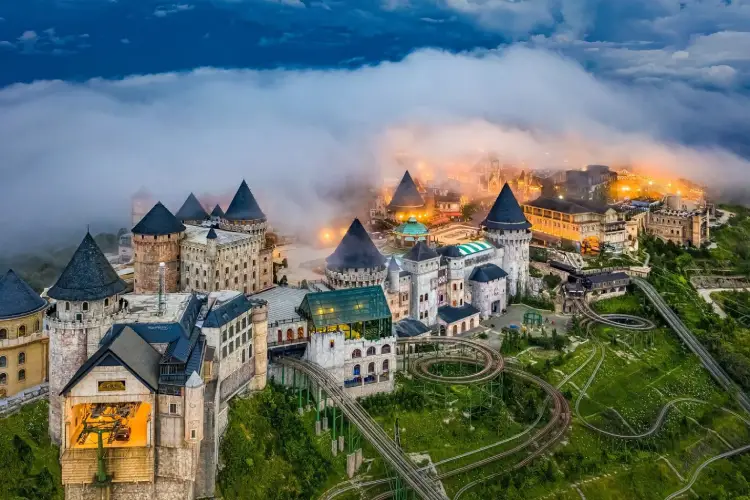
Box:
(388, 171, 425, 210)
(326, 218, 386, 270)
(0, 269, 47, 320)
(224, 180, 266, 221)
(132, 202, 186, 235)
(206, 227, 218, 240)
(47, 233, 128, 301)
(175, 193, 209, 222)
(388, 256, 401, 272)
(210, 204, 224, 218)
(482, 183, 531, 231)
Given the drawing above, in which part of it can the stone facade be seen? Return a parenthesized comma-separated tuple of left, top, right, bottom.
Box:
(468, 277, 507, 319)
(485, 228, 531, 297)
(325, 267, 387, 289)
(133, 232, 182, 294)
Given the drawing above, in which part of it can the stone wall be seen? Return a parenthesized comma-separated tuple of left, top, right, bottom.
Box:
(0, 382, 48, 417)
(133, 233, 182, 293)
(469, 277, 506, 318)
(65, 481, 156, 500)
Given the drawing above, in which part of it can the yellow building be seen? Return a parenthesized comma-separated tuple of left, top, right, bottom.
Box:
(0, 270, 49, 399)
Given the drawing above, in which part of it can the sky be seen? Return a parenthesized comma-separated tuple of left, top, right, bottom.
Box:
(1, 0, 750, 252)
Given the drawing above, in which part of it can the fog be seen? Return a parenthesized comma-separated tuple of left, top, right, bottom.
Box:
(2, 46, 750, 254)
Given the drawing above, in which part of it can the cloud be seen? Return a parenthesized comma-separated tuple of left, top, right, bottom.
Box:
(1, 47, 750, 251)
(154, 4, 195, 17)
(121, 38, 131, 44)
(18, 30, 38, 42)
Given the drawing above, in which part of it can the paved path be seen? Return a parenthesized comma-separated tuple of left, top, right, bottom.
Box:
(696, 287, 750, 319)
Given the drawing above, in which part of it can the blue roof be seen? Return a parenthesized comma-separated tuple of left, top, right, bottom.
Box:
(482, 183, 532, 231)
(469, 263, 508, 283)
(438, 304, 480, 324)
(388, 171, 425, 210)
(0, 270, 47, 320)
(175, 193, 209, 222)
(393, 318, 431, 338)
(211, 204, 225, 217)
(132, 201, 186, 235)
(47, 233, 128, 302)
(326, 218, 386, 270)
(403, 241, 439, 262)
(224, 180, 266, 221)
(203, 294, 254, 328)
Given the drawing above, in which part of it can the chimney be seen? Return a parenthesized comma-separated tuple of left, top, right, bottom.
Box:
(158, 262, 166, 316)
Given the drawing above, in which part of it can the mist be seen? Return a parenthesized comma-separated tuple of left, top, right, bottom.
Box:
(2, 46, 750, 254)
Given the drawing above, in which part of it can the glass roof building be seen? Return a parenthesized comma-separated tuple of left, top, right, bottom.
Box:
(299, 286, 392, 341)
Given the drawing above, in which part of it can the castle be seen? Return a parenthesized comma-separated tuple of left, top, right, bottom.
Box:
(44, 177, 532, 500)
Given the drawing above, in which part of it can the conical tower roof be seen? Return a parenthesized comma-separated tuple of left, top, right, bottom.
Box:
(482, 183, 531, 231)
(326, 218, 386, 270)
(388, 171, 425, 210)
(0, 270, 47, 320)
(211, 204, 224, 218)
(48, 233, 128, 301)
(224, 180, 266, 221)
(132, 202, 186, 235)
(175, 193, 209, 222)
(403, 241, 439, 262)
(388, 256, 400, 272)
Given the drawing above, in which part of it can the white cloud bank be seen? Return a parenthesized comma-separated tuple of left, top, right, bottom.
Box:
(1, 46, 749, 249)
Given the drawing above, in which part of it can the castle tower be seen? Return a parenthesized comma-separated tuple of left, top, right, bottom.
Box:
(132, 201, 186, 294)
(401, 241, 440, 325)
(175, 192, 209, 226)
(210, 204, 224, 224)
(387, 170, 426, 221)
(46, 232, 128, 444)
(482, 183, 532, 297)
(438, 246, 465, 306)
(325, 218, 387, 289)
(220, 180, 267, 236)
(387, 257, 400, 294)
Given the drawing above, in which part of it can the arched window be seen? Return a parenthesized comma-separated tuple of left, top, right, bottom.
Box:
(368, 362, 375, 374)
(352, 349, 362, 359)
(470, 318, 475, 329)
(82, 302, 89, 311)
(18, 352, 25, 365)
(461, 321, 466, 333)
(65, 302, 70, 311)
(0, 373, 5, 385)
(297, 327, 304, 339)
(286, 328, 293, 341)
(0, 357, 5, 368)
(18, 369, 25, 381)
(382, 360, 389, 372)
(366, 347, 376, 356)
(0, 329, 6, 340)
(277, 330, 282, 343)
(353, 364, 361, 376)
(104, 298, 110, 307)
(381, 344, 391, 355)
(452, 325, 458, 335)
(18, 325, 26, 336)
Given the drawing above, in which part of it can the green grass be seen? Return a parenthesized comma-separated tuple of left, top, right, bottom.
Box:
(0, 400, 62, 500)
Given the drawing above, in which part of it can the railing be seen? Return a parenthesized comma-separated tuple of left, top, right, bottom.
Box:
(0, 332, 47, 348)
(267, 337, 309, 348)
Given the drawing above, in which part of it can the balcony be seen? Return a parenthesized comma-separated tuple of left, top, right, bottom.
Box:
(0, 332, 47, 349)
(61, 447, 154, 484)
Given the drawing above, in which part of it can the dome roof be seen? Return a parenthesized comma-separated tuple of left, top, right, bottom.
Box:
(394, 216, 429, 236)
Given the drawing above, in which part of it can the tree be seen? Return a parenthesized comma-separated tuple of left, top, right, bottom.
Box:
(461, 203, 478, 220)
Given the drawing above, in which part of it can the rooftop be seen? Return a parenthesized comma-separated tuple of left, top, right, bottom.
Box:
(326, 218, 386, 270)
(456, 240, 494, 256)
(175, 193, 209, 222)
(183, 225, 253, 246)
(202, 293, 256, 328)
(252, 286, 310, 326)
(299, 286, 390, 329)
(438, 304, 480, 324)
(393, 318, 431, 338)
(403, 241, 439, 262)
(388, 171, 425, 210)
(482, 183, 532, 231)
(0, 270, 47, 320)
(525, 197, 611, 215)
(118, 293, 195, 324)
(132, 202, 186, 236)
(211, 204, 225, 217)
(224, 180, 266, 222)
(469, 263, 508, 283)
(47, 233, 129, 302)
(394, 216, 429, 236)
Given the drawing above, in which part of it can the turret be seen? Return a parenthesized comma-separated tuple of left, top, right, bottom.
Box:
(132, 202, 186, 294)
(175, 192, 209, 226)
(481, 183, 532, 297)
(250, 302, 268, 391)
(401, 241, 440, 325)
(325, 219, 387, 289)
(46, 232, 128, 444)
(220, 180, 267, 237)
(387, 257, 400, 294)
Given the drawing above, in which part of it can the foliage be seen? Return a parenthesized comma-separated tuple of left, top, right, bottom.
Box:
(529, 266, 543, 278)
(542, 273, 562, 290)
(0, 401, 63, 500)
(461, 202, 479, 220)
(529, 247, 549, 263)
(218, 385, 331, 500)
(508, 293, 555, 311)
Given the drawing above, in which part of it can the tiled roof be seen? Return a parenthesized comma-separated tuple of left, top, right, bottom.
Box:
(203, 294, 254, 328)
(132, 202, 186, 235)
(0, 270, 47, 320)
(436, 245, 463, 258)
(388, 171, 425, 210)
(403, 241, 439, 262)
(469, 263, 508, 283)
(438, 304, 480, 324)
(525, 197, 611, 215)
(393, 318, 431, 338)
(482, 183, 532, 231)
(224, 180, 266, 221)
(326, 218, 386, 270)
(47, 233, 128, 302)
(175, 193, 209, 222)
